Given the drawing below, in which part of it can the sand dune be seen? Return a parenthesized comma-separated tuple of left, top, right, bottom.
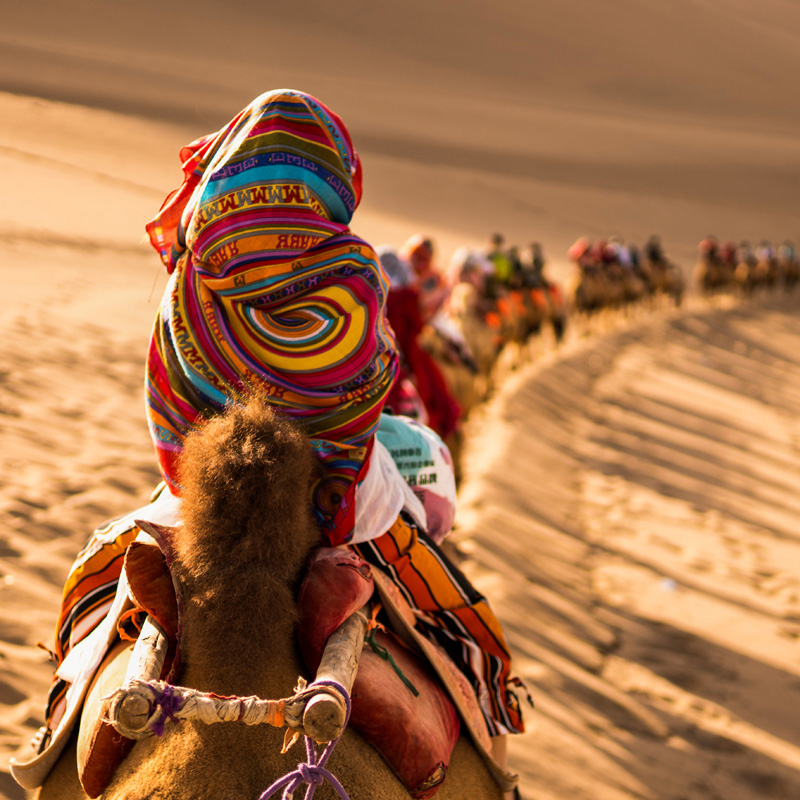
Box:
(3, 2, 800, 796)
(4, 1, 800, 270)
(456, 296, 800, 799)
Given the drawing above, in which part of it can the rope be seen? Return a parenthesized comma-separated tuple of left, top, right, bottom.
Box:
(106, 679, 286, 740)
(150, 684, 183, 737)
(105, 677, 354, 798)
(258, 679, 352, 800)
(363, 628, 419, 697)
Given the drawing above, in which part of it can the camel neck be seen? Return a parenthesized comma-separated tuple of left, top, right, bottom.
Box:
(178, 576, 306, 700)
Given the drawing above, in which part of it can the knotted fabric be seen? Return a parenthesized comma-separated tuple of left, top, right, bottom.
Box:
(145, 90, 398, 544)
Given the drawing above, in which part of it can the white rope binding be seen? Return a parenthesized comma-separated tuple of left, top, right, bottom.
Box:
(106, 678, 288, 740)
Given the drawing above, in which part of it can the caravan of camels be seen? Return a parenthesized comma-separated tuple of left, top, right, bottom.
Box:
(378, 231, 799, 481)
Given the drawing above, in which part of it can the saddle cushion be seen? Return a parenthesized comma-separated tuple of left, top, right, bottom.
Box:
(124, 539, 180, 652)
(296, 547, 375, 660)
(77, 539, 181, 797)
(77, 640, 136, 798)
(297, 548, 460, 799)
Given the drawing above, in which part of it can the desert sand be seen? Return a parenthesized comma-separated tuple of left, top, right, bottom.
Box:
(2, 2, 800, 798)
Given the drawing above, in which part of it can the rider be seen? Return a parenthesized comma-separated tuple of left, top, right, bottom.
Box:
(378, 246, 429, 423)
(567, 236, 594, 270)
(486, 232, 513, 291)
(35, 89, 524, 784)
(756, 240, 776, 264)
(448, 246, 493, 292)
(379, 245, 461, 440)
(698, 235, 720, 263)
(644, 235, 663, 264)
(530, 242, 546, 275)
(720, 240, 738, 268)
(778, 240, 795, 261)
(737, 240, 756, 268)
(399, 234, 449, 323)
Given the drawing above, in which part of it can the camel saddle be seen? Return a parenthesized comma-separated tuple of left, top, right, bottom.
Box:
(78, 539, 181, 797)
(30, 537, 515, 798)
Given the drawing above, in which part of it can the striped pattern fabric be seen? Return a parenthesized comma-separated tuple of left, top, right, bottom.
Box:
(145, 89, 397, 544)
(354, 513, 525, 735)
(44, 517, 140, 731)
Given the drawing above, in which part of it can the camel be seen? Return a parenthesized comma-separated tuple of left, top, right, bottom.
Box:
(645, 258, 684, 308)
(32, 398, 503, 800)
(566, 264, 607, 317)
(424, 282, 499, 418)
(736, 261, 753, 294)
(758, 257, 780, 290)
(618, 265, 645, 308)
(694, 257, 732, 296)
(782, 254, 800, 290)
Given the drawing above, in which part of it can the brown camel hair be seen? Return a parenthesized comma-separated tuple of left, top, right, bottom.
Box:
(34, 397, 503, 800)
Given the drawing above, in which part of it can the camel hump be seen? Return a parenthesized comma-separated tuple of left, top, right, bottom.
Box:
(179, 396, 315, 536)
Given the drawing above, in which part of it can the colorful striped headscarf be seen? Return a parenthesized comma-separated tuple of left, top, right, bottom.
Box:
(145, 89, 398, 544)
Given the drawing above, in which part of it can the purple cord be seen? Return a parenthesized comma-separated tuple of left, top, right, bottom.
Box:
(151, 684, 185, 737)
(259, 680, 352, 800)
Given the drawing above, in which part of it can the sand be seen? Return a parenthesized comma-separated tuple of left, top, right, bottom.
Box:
(2, 2, 800, 797)
(456, 296, 800, 799)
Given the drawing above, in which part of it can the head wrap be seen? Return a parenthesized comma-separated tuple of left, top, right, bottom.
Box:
(399, 234, 435, 275)
(145, 89, 398, 544)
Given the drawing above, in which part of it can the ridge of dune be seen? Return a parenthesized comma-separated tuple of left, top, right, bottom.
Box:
(5, 0, 800, 129)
